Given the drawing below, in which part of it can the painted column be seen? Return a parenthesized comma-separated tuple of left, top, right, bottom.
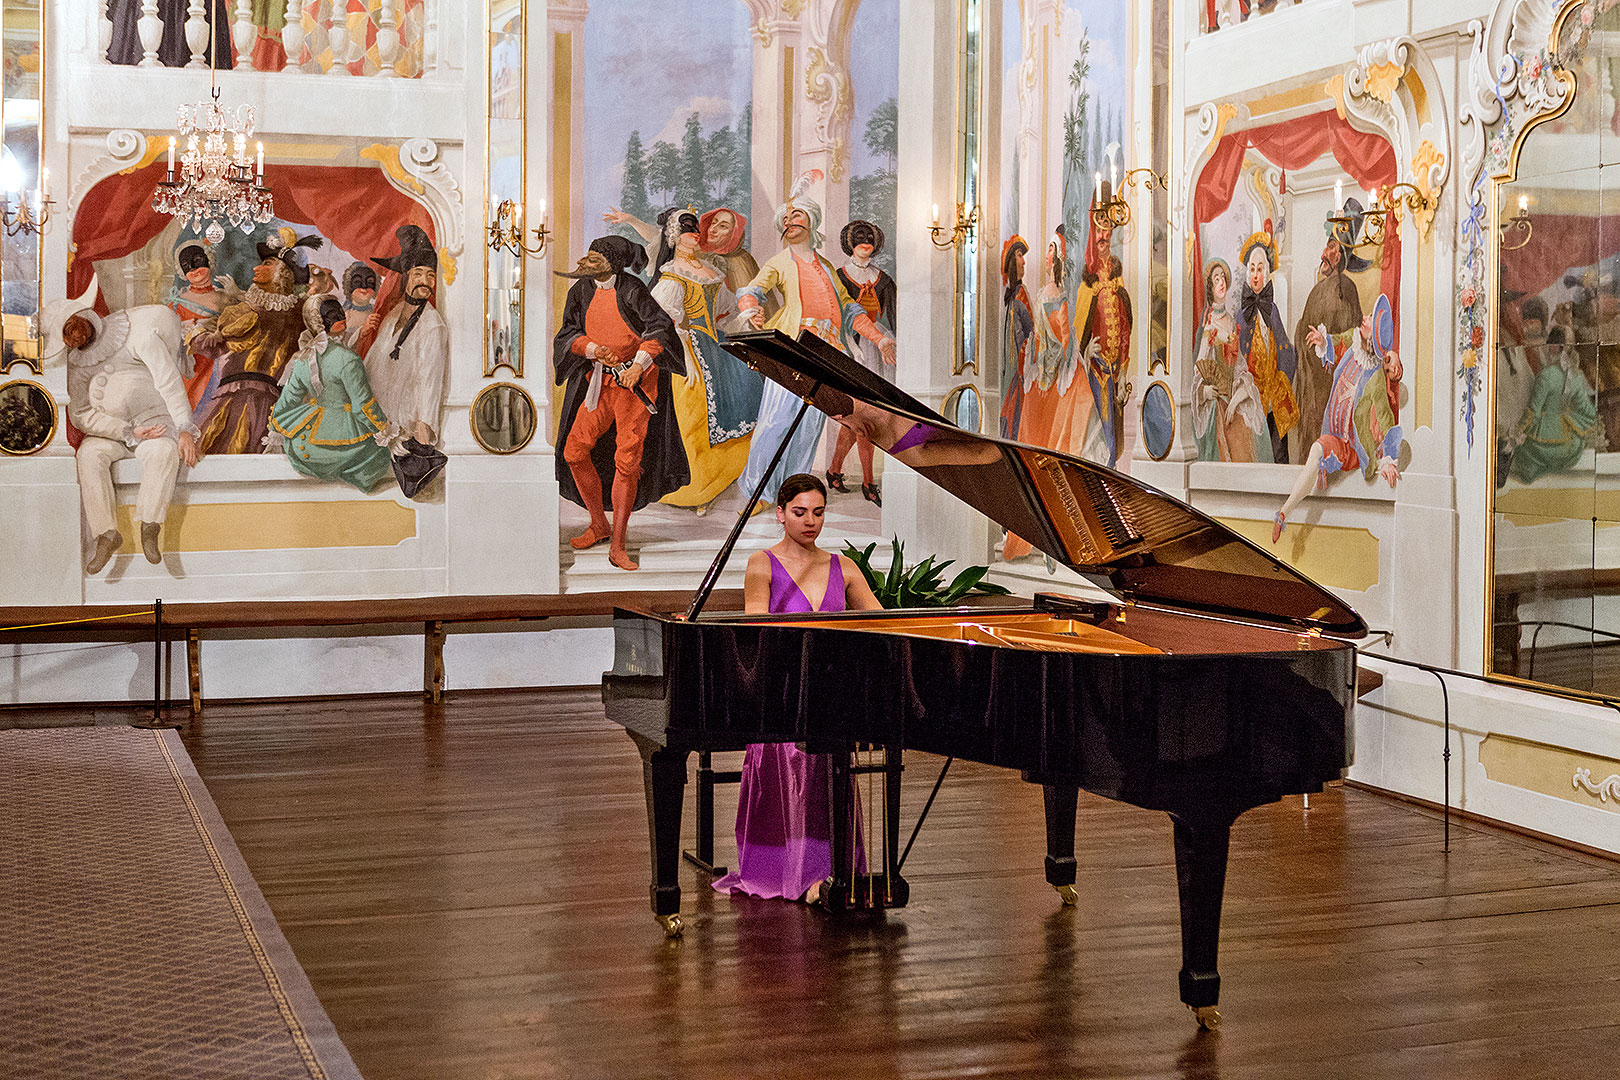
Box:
(743, 2, 803, 243)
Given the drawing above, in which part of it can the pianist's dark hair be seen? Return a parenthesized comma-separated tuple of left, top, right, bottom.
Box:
(776, 472, 827, 508)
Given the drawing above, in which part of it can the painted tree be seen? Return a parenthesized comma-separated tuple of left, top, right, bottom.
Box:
(731, 105, 754, 249)
(679, 112, 707, 210)
(1060, 37, 1093, 289)
(646, 140, 682, 206)
(620, 130, 653, 224)
(848, 95, 900, 277)
(864, 97, 898, 174)
(707, 124, 736, 202)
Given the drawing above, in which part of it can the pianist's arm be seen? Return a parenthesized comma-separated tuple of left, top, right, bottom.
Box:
(743, 550, 773, 614)
(841, 554, 882, 611)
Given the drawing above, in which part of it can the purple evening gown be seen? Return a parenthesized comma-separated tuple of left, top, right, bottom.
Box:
(712, 551, 866, 900)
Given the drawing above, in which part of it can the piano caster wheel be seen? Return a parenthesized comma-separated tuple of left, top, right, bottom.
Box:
(657, 913, 684, 939)
(1054, 884, 1078, 907)
(1191, 1005, 1221, 1030)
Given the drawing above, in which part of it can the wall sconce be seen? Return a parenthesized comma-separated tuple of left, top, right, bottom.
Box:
(1501, 194, 1533, 252)
(0, 169, 51, 237)
(1329, 181, 1437, 252)
(1089, 167, 1165, 231)
(488, 198, 550, 257)
(929, 202, 978, 249)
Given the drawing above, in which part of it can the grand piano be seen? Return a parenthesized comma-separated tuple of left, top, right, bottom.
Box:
(602, 329, 1365, 1028)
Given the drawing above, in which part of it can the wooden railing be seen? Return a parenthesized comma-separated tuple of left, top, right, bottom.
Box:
(101, 0, 432, 78)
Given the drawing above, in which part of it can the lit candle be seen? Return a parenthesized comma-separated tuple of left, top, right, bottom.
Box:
(1110, 157, 1118, 191)
(1518, 194, 1528, 214)
(931, 203, 940, 227)
(537, 198, 547, 227)
(1334, 179, 1343, 211)
(38, 167, 47, 207)
(256, 142, 264, 181)
(167, 137, 176, 178)
(1093, 172, 1102, 205)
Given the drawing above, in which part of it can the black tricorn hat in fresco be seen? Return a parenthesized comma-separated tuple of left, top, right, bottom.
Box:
(372, 224, 438, 276)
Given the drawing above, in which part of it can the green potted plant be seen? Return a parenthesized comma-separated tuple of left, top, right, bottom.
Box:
(842, 538, 1014, 609)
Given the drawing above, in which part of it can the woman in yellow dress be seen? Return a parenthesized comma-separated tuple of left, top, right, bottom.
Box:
(648, 208, 765, 512)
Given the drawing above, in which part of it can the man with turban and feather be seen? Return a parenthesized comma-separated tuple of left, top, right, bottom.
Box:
(736, 172, 897, 508)
(553, 235, 687, 571)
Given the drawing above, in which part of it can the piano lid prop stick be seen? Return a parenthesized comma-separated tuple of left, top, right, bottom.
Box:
(685, 388, 821, 621)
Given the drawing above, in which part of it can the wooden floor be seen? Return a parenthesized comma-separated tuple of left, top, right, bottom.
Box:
(19, 689, 1620, 1079)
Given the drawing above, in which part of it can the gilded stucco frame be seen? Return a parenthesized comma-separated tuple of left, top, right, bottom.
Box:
(0, 377, 56, 455)
(469, 381, 537, 454)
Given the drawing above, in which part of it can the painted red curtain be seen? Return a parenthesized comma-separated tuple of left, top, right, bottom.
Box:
(69, 161, 435, 311)
(1191, 110, 1401, 343)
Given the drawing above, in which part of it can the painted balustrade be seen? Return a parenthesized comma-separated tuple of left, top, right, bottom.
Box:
(100, 0, 429, 77)
(1202, 0, 1314, 34)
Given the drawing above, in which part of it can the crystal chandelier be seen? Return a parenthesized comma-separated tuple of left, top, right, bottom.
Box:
(150, 9, 273, 243)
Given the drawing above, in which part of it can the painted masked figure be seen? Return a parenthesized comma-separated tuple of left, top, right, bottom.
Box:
(553, 235, 686, 571)
(43, 285, 198, 572)
(340, 261, 379, 350)
(1274, 294, 1403, 542)
(165, 241, 228, 412)
(1073, 219, 1133, 468)
(1235, 229, 1300, 463)
(736, 172, 896, 509)
(1000, 235, 1033, 442)
(1507, 326, 1603, 484)
(828, 219, 898, 498)
(1191, 258, 1271, 463)
(648, 207, 764, 513)
(1291, 201, 1370, 460)
(194, 227, 323, 454)
(269, 295, 392, 493)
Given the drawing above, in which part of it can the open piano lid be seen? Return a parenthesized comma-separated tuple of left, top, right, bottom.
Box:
(722, 329, 1366, 638)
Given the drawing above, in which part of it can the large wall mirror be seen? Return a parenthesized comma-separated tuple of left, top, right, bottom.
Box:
(1, 0, 44, 375)
(1488, 1, 1619, 698)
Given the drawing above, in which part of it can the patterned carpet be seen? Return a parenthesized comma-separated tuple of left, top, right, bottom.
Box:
(1, 727, 362, 1080)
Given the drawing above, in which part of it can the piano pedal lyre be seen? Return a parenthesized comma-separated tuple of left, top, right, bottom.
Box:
(825, 744, 909, 913)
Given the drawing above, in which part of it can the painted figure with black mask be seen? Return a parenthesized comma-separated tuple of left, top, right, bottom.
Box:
(554, 235, 687, 571)
(649, 206, 764, 513)
(269, 295, 392, 492)
(166, 241, 228, 411)
(341, 261, 379, 349)
(194, 227, 324, 454)
(827, 218, 897, 498)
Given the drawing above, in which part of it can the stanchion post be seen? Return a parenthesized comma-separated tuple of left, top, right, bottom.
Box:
(153, 598, 162, 724)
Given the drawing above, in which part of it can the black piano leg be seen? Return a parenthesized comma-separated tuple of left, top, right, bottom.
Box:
(883, 746, 909, 907)
(1170, 811, 1234, 1029)
(629, 732, 689, 938)
(826, 747, 854, 913)
(1038, 780, 1081, 907)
